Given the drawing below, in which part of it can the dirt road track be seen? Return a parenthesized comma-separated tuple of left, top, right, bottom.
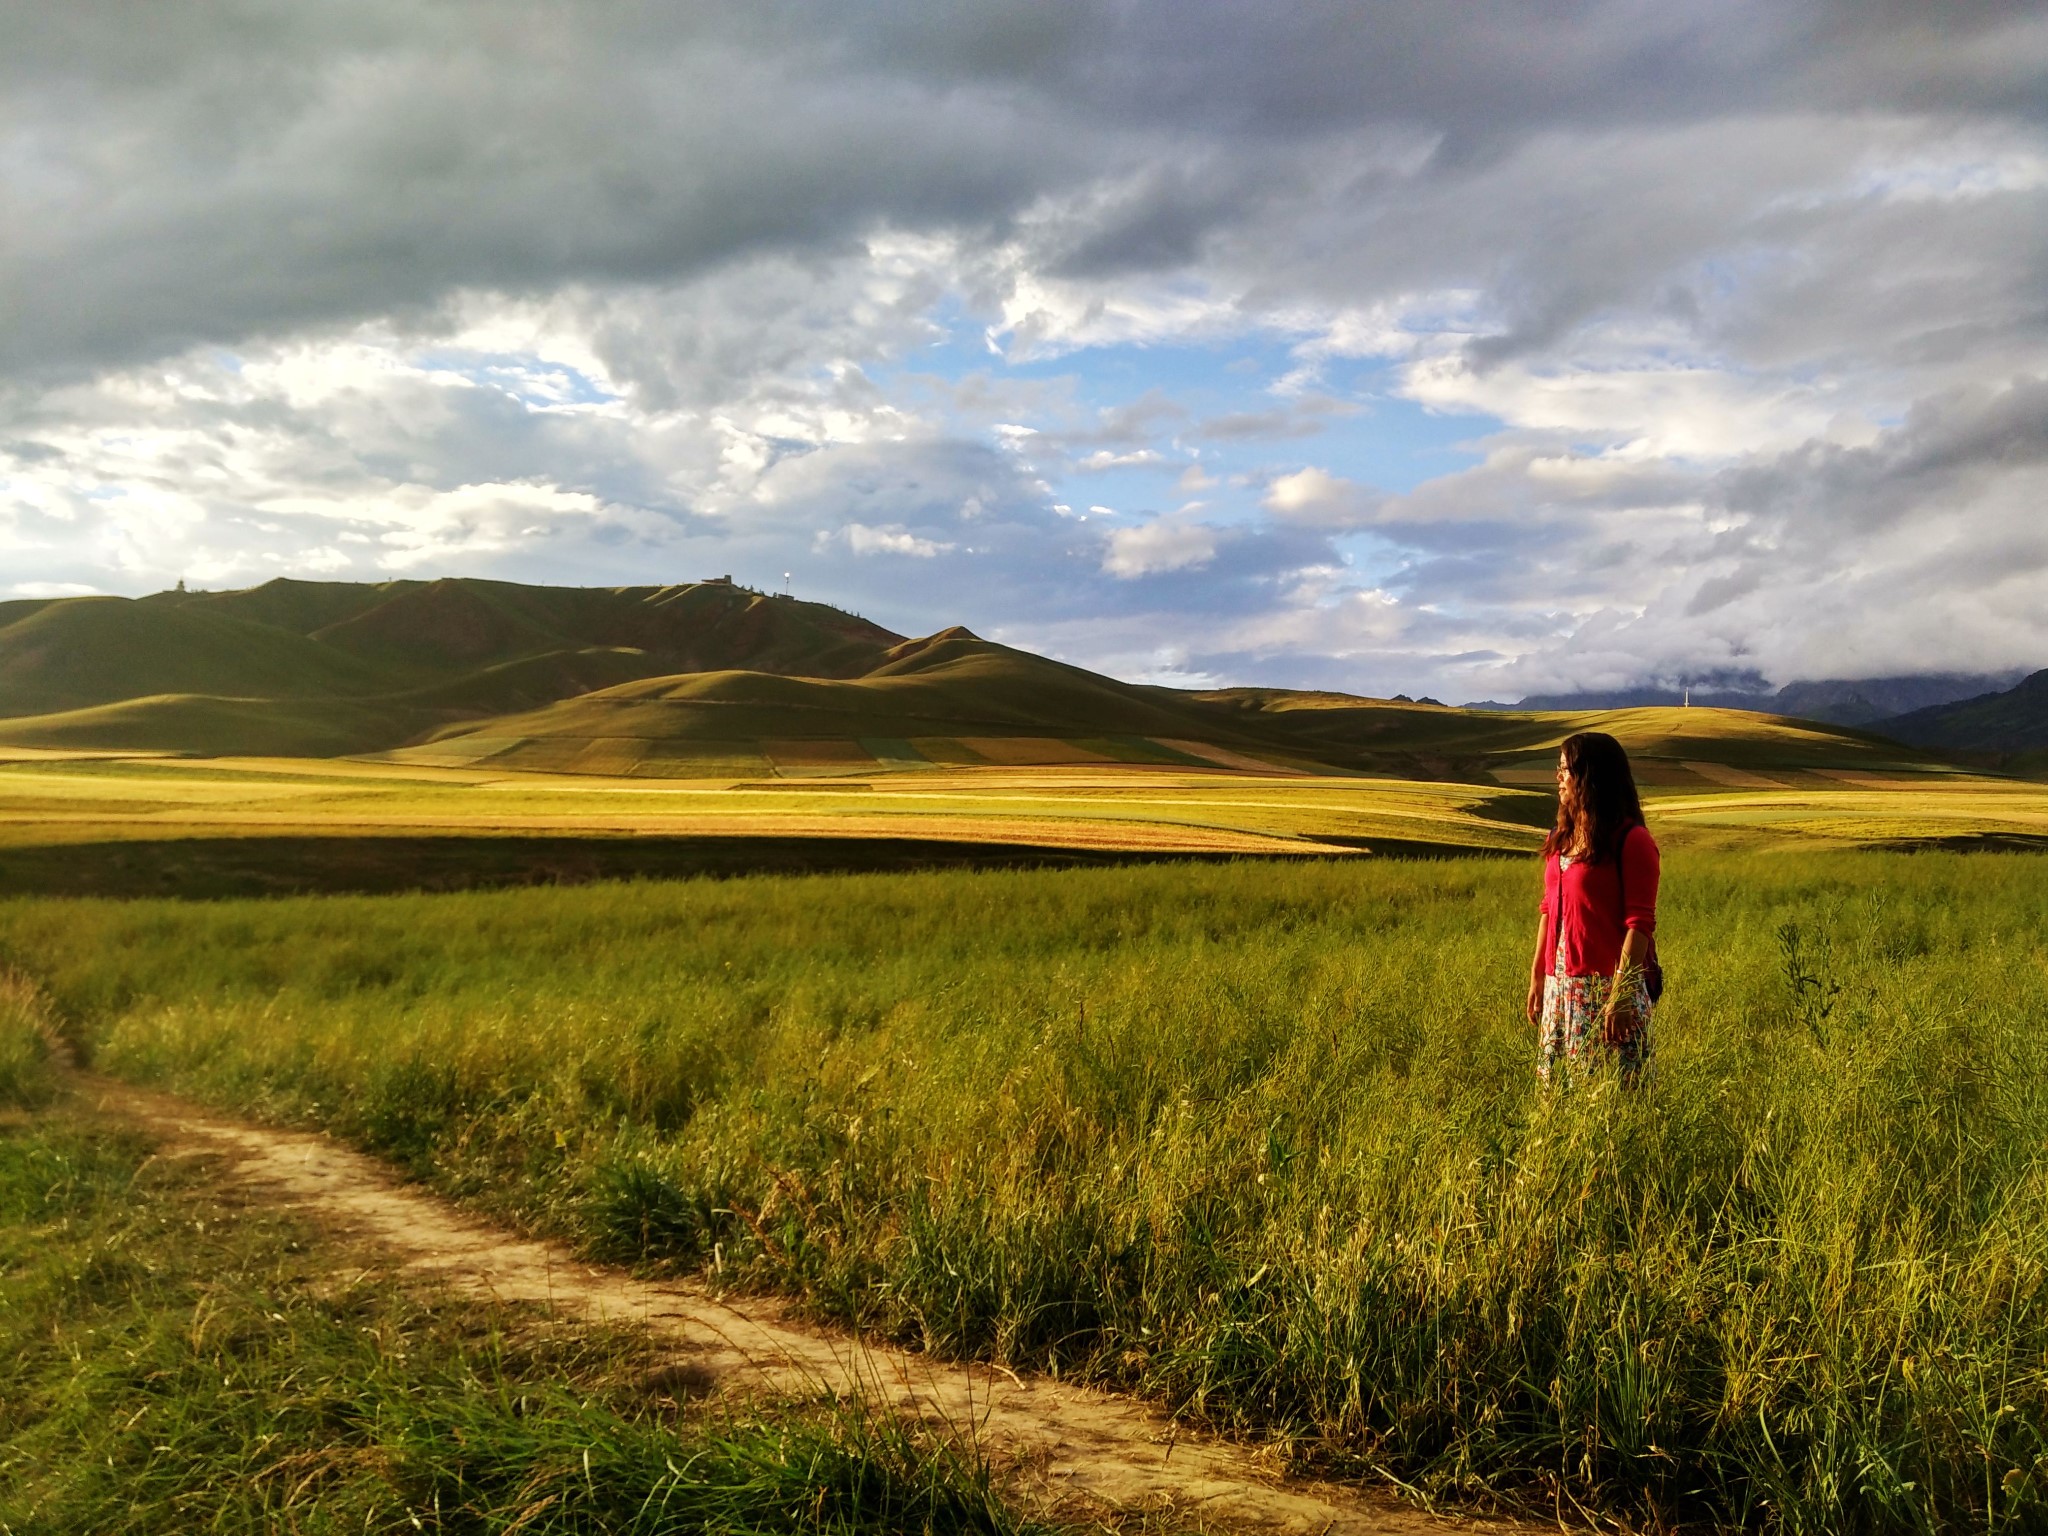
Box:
(85, 1077, 1518, 1536)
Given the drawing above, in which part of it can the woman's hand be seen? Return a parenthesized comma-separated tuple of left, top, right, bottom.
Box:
(1601, 998, 1640, 1047)
(1526, 912, 1550, 1026)
(1604, 927, 1653, 1046)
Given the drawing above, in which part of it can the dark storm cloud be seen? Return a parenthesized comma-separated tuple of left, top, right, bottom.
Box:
(836, 0, 2036, 138)
(5, 1, 2042, 382)
(0, 7, 1075, 379)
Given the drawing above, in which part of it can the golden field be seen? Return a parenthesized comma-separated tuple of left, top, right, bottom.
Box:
(0, 728, 2039, 872)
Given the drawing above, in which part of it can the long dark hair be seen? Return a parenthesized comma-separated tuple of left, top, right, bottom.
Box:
(1543, 731, 1645, 864)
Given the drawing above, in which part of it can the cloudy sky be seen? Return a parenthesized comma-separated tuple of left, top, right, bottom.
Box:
(4, 2, 2045, 701)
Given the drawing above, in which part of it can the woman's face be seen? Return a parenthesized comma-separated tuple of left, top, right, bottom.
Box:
(1556, 753, 1577, 812)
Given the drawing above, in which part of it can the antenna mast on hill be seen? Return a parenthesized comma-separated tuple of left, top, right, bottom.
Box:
(783, 572, 791, 597)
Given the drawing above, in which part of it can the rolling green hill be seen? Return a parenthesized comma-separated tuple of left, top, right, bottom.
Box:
(0, 693, 416, 757)
(269, 576, 900, 678)
(0, 577, 906, 756)
(389, 629, 1312, 776)
(1193, 688, 1943, 780)
(165, 576, 410, 636)
(397, 632, 1950, 786)
(0, 577, 1969, 784)
(0, 596, 403, 715)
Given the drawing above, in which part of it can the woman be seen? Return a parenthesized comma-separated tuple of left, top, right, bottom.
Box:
(1525, 731, 1659, 1083)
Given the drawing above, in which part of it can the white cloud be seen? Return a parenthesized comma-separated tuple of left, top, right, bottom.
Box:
(1076, 448, 1165, 470)
(1263, 466, 1383, 529)
(989, 264, 1248, 361)
(834, 522, 955, 558)
(1102, 514, 1219, 577)
(371, 483, 616, 569)
(1399, 353, 1845, 462)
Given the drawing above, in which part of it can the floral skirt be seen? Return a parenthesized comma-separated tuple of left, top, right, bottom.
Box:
(1539, 936, 1653, 1084)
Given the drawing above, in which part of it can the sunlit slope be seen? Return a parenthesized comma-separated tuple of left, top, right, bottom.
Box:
(391, 632, 1313, 774)
(0, 596, 404, 716)
(0, 694, 414, 757)
(1478, 706, 1954, 787)
(0, 578, 909, 756)
(0, 651, 672, 756)
(1192, 689, 1950, 784)
(389, 625, 1945, 784)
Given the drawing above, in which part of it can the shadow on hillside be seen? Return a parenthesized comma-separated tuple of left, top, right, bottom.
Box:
(1311, 835, 1529, 862)
(1871, 832, 2048, 854)
(0, 833, 1500, 899)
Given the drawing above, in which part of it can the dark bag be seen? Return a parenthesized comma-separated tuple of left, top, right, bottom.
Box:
(1618, 826, 1664, 1003)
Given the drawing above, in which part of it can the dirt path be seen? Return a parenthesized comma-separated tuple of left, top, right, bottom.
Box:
(85, 1076, 1514, 1536)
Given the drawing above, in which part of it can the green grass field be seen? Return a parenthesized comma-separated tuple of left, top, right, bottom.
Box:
(0, 1104, 1053, 1534)
(5, 846, 2047, 1531)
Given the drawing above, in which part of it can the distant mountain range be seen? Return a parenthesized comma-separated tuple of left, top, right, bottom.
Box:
(0, 577, 1982, 781)
(1477, 672, 2028, 728)
(1879, 669, 2048, 762)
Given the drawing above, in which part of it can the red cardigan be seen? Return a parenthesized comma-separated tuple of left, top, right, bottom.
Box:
(1538, 822, 1659, 979)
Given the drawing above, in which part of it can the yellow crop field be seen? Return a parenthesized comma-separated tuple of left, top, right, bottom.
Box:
(0, 750, 2040, 878)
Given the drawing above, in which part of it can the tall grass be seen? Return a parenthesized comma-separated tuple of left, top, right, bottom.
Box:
(4, 851, 2047, 1530)
(0, 1114, 1052, 1535)
(0, 971, 59, 1108)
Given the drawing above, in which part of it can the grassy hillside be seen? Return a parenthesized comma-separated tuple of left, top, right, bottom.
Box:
(392, 614, 1953, 783)
(169, 575, 418, 635)
(394, 632, 1319, 775)
(1187, 691, 1955, 786)
(0, 694, 418, 757)
(0, 578, 1983, 785)
(391, 685, 1959, 783)
(1880, 668, 2048, 758)
(293, 576, 902, 679)
(0, 578, 909, 758)
(0, 597, 404, 715)
(381, 645, 671, 717)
